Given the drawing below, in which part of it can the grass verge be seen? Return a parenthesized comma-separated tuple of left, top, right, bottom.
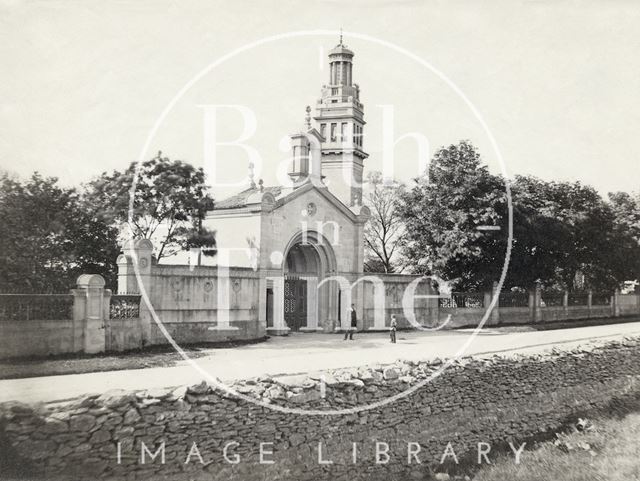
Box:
(473, 411, 640, 481)
(0, 337, 267, 379)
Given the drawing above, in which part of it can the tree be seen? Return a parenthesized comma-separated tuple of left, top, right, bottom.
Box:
(0, 173, 120, 291)
(608, 191, 640, 288)
(507, 176, 576, 290)
(608, 191, 640, 243)
(397, 141, 508, 290)
(397, 139, 639, 292)
(86, 152, 216, 262)
(175, 200, 218, 266)
(363, 171, 406, 273)
(511, 177, 638, 291)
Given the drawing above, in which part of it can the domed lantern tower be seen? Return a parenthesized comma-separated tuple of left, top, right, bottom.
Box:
(314, 35, 368, 206)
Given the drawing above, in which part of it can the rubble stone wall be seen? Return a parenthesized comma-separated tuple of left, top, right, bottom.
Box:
(2, 338, 640, 481)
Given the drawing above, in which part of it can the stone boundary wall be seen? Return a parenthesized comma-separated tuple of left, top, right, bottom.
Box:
(106, 317, 144, 353)
(2, 337, 640, 480)
(140, 265, 264, 347)
(361, 274, 437, 330)
(0, 276, 109, 360)
(620, 293, 640, 316)
(361, 276, 639, 331)
(3, 292, 637, 359)
(3, 263, 638, 359)
(537, 305, 612, 323)
(0, 319, 83, 358)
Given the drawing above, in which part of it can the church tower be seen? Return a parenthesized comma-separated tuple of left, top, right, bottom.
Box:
(314, 36, 368, 207)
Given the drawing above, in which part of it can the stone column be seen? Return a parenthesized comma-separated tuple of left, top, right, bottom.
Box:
(322, 277, 340, 332)
(103, 289, 112, 352)
(71, 288, 86, 353)
(117, 239, 153, 295)
(483, 290, 491, 310)
(353, 208, 370, 276)
(490, 281, 500, 325)
(301, 277, 322, 331)
(266, 276, 289, 336)
(75, 274, 107, 354)
(613, 289, 621, 317)
(257, 274, 268, 334)
(533, 282, 542, 323)
(117, 239, 154, 344)
(563, 290, 569, 319)
(528, 289, 535, 323)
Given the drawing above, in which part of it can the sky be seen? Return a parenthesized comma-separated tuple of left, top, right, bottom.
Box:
(1, 0, 639, 200)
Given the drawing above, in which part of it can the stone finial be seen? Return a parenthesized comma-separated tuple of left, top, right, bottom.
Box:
(305, 105, 311, 130)
(248, 161, 256, 189)
(258, 178, 264, 192)
(76, 274, 106, 289)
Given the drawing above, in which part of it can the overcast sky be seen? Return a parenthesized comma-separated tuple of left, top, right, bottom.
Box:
(1, 0, 639, 200)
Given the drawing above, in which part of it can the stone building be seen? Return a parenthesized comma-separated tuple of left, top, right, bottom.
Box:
(204, 38, 371, 334)
(116, 39, 435, 345)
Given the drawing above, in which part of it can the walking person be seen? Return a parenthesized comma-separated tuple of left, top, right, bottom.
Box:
(344, 304, 357, 340)
(390, 314, 397, 344)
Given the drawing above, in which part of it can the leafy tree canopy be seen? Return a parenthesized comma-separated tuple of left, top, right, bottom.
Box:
(398, 140, 507, 290)
(398, 140, 640, 292)
(510, 177, 640, 291)
(0, 173, 120, 291)
(86, 152, 216, 262)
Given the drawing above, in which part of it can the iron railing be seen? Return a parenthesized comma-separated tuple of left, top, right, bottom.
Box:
(439, 292, 484, 309)
(591, 293, 612, 306)
(568, 292, 589, 306)
(0, 294, 73, 321)
(540, 291, 564, 307)
(499, 291, 529, 308)
(109, 295, 141, 319)
(0, 286, 71, 294)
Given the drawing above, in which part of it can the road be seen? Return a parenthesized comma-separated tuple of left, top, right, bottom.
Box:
(2, 321, 640, 404)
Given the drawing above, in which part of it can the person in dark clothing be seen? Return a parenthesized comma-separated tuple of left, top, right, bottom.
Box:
(390, 314, 397, 343)
(344, 304, 357, 340)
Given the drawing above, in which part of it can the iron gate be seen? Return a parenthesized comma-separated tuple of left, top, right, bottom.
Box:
(284, 276, 307, 331)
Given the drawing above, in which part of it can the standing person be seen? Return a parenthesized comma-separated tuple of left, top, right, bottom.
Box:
(390, 314, 397, 343)
(344, 304, 357, 340)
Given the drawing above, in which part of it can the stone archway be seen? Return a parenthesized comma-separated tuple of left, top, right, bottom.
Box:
(281, 230, 338, 332)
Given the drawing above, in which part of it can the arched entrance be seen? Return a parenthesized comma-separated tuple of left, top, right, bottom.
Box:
(281, 230, 338, 332)
(284, 243, 319, 331)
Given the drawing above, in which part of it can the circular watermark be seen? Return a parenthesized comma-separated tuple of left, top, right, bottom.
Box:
(128, 29, 513, 416)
